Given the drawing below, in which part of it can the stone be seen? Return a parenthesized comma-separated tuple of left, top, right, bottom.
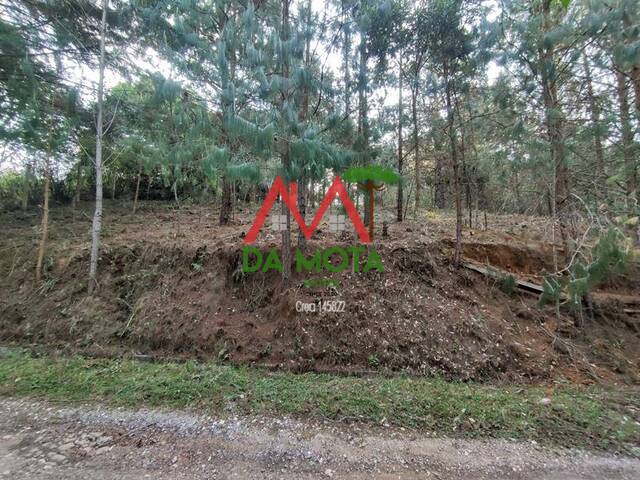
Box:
(59, 443, 75, 452)
(48, 453, 66, 463)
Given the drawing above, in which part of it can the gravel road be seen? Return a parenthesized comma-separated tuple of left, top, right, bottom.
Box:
(0, 398, 638, 479)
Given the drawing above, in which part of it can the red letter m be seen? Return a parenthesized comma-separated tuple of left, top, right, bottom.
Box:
(244, 176, 371, 244)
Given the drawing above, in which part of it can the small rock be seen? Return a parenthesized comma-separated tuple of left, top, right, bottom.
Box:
(324, 469, 334, 477)
(538, 397, 552, 405)
(96, 436, 112, 446)
(48, 453, 66, 463)
(59, 443, 75, 452)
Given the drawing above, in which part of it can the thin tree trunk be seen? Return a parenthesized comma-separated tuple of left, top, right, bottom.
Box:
(632, 65, 640, 124)
(445, 68, 462, 266)
(434, 153, 446, 208)
(88, 0, 108, 295)
(514, 169, 523, 213)
(357, 27, 370, 228)
(366, 182, 375, 240)
(173, 179, 179, 205)
(396, 57, 403, 222)
(219, 176, 232, 225)
(541, 0, 571, 261)
(458, 107, 471, 227)
(583, 55, 606, 193)
(35, 163, 50, 281)
(342, 0, 351, 116)
(132, 162, 142, 214)
(231, 180, 235, 222)
(297, 0, 312, 249)
(21, 162, 31, 212)
(72, 161, 82, 210)
(281, 0, 291, 283)
(146, 171, 151, 200)
(412, 81, 420, 213)
(357, 35, 367, 140)
(616, 69, 637, 200)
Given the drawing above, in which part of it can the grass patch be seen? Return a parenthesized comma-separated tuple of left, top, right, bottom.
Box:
(0, 350, 638, 454)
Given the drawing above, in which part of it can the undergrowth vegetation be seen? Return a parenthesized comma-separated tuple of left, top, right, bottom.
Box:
(0, 351, 638, 454)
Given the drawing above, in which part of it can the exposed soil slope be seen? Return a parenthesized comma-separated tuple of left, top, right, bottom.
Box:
(1, 201, 638, 383)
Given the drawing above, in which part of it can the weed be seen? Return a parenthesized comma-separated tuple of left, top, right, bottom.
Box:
(499, 274, 517, 295)
(367, 354, 380, 367)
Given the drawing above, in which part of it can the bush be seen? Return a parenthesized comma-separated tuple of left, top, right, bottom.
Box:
(539, 228, 632, 309)
(0, 171, 27, 211)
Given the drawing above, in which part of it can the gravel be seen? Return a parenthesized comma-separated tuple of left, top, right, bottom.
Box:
(0, 398, 638, 479)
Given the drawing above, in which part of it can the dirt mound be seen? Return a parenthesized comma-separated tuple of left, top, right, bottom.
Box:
(1, 202, 639, 383)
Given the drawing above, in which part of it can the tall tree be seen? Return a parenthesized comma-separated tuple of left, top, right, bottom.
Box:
(396, 56, 404, 221)
(88, 0, 108, 294)
(423, 0, 473, 265)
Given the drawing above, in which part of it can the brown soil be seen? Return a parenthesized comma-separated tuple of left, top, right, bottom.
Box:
(1, 201, 639, 384)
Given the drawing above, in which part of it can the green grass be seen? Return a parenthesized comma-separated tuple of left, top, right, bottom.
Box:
(0, 350, 638, 454)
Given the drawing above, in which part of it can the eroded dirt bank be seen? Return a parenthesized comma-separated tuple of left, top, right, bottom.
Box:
(1, 202, 639, 383)
(1, 398, 639, 480)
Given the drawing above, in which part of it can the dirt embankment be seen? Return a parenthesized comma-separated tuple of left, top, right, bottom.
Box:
(1, 202, 639, 383)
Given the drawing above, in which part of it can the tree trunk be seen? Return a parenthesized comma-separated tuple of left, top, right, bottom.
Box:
(72, 161, 82, 210)
(172, 178, 180, 205)
(281, 0, 291, 283)
(366, 181, 375, 240)
(616, 69, 638, 201)
(540, 0, 571, 261)
(146, 171, 152, 200)
(514, 169, 523, 213)
(632, 65, 640, 124)
(412, 82, 420, 213)
(297, 0, 312, 249)
(458, 107, 471, 227)
(297, 181, 306, 247)
(132, 162, 142, 214)
(357, 28, 370, 227)
(444, 69, 462, 266)
(396, 57, 403, 222)
(21, 162, 31, 212)
(583, 55, 606, 195)
(357, 35, 367, 141)
(434, 153, 446, 208)
(35, 164, 50, 281)
(342, 0, 351, 116)
(88, 0, 108, 295)
(219, 176, 232, 225)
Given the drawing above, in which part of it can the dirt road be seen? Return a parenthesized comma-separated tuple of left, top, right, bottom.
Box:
(0, 398, 638, 479)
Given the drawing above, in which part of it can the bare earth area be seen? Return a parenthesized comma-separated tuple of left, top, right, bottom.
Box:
(1, 202, 639, 384)
(0, 398, 639, 480)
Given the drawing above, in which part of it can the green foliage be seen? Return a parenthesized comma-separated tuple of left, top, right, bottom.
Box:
(1, 352, 638, 453)
(539, 274, 562, 306)
(0, 172, 26, 210)
(499, 274, 518, 295)
(539, 229, 632, 308)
